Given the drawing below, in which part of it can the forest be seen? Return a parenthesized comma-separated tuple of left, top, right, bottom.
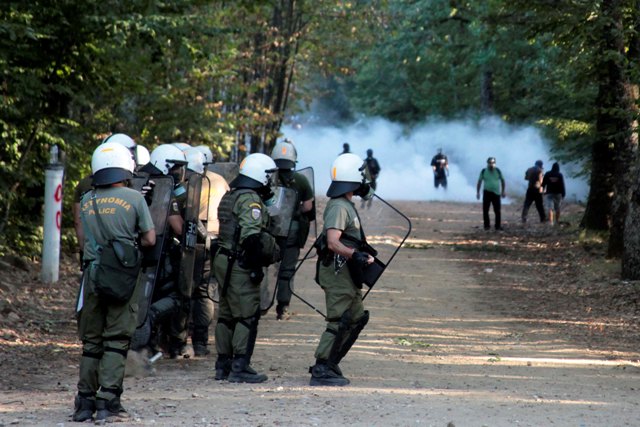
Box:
(1, 0, 639, 276)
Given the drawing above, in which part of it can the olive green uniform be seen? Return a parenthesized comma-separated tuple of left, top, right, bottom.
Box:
(214, 190, 270, 359)
(275, 172, 313, 308)
(314, 197, 366, 361)
(78, 186, 154, 402)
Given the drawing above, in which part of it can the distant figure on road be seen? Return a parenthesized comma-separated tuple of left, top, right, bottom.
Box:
(341, 143, 351, 154)
(542, 162, 566, 226)
(430, 148, 449, 189)
(522, 160, 546, 223)
(361, 148, 380, 209)
(476, 157, 506, 231)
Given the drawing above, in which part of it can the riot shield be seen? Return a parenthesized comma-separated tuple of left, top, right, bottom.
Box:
(131, 175, 173, 349)
(260, 185, 298, 312)
(178, 173, 203, 302)
(260, 186, 298, 314)
(129, 175, 149, 192)
(266, 186, 298, 238)
(290, 194, 412, 318)
(207, 162, 239, 184)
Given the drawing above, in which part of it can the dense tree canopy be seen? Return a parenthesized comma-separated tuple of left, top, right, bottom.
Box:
(1, 0, 639, 277)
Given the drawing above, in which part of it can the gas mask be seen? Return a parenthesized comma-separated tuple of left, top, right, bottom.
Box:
(169, 165, 185, 185)
(257, 185, 275, 204)
(354, 182, 374, 200)
(278, 169, 294, 184)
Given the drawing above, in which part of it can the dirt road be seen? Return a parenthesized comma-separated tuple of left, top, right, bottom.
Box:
(1, 200, 639, 426)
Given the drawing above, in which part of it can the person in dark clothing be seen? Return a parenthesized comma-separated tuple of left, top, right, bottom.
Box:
(342, 143, 351, 154)
(542, 162, 566, 225)
(522, 160, 546, 223)
(361, 149, 381, 209)
(430, 148, 449, 189)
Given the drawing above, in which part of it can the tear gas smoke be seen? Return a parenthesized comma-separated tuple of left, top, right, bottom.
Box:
(283, 117, 588, 203)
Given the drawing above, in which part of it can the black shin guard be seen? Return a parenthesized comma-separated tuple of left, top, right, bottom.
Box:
(239, 308, 261, 362)
(327, 310, 352, 365)
(336, 310, 369, 363)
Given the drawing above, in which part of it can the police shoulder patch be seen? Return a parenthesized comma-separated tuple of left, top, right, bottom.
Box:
(251, 208, 261, 220)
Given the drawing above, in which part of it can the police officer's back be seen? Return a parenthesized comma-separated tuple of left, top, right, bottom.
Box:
(73, 142, 155, 423)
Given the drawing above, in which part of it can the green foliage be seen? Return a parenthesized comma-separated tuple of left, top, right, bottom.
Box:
(0, 0, 316, 255)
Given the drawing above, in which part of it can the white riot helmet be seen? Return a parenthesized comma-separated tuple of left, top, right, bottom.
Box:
(194, 145, 214, 164)
(91, 142, 135, 186)
(103, 133, 136, 149)
(231, 153, 277, 189)
(270, 139, 297, 169)
(172, 142, 191, 152)
(327, 153, 370, 198)
(135, 145, 150, 167)
(184, 147, 206, 174)
(150, 144, 188, 175)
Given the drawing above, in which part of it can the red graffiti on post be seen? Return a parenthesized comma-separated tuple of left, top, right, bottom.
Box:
(54, 184, 62, 202)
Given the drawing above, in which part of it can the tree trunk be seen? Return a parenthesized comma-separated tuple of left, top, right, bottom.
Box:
(620, 2, 640, 277)
(582, 0, 627, 232)
(605, 0, 639, 257)
(480, 70, 494, 113)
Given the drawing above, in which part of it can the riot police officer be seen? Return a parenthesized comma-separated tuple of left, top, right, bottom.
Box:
(270, 139, 314, 320)
(73, 142, 156, 422)
(213, 153, 280, 383)
(309, 153, 374, 386)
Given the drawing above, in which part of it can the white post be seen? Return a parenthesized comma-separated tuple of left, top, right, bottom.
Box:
(41, 145, 64, 284)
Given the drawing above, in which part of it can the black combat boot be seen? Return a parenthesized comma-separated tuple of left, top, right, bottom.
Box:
(214, 355, 232, 380)
(228, 356, 268, 383)
(309, 360, 350, 386)
(72, 394, 95, 422)
(94, 397, 130, 425)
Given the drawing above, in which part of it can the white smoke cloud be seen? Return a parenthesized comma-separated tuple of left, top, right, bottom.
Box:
(285, 116, 588, 202)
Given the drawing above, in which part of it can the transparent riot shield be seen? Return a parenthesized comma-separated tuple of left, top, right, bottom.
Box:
(131, 175, 173, 350)
(129, 175, 149, 192)
(261, 185, 298, 312)
(290, 194, 412, 318)
(178, 173, 203, 303)
(266, 186, 298, 238)
(207, 162, 239, 184)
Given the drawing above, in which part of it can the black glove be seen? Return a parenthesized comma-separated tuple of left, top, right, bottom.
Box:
(141, 179, 156, 206)
(352, 251, 370, 267)
(249, 269, 264, 285)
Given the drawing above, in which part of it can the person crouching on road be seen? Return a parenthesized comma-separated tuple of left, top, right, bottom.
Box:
(73, 142, 155, 423)
(213, 153, 281, 383)
(309, 153, 375, 386)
